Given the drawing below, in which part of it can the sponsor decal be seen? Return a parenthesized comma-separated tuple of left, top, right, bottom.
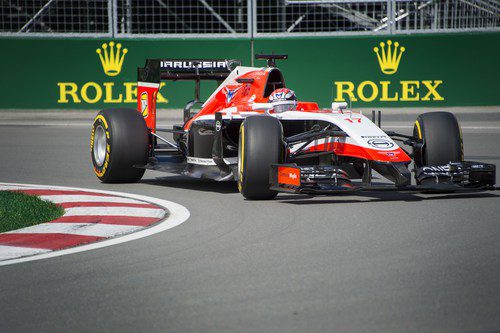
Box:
(278, 166, 301, 187)
(96, 42, 127, 77)
(419, 165, 451, 177)
(57, 41, 168, 106)
(223, 86, 242, 104)
(345, 118, 362, 123)
(333, 40, 444, 103)
(373, 40, 404, 75)
(187, 156, 238, 165)
(377, 150, 400, 156)
(367, 138, 394, 149)
(140, 92, 149, 118)
(90, 115, 111, 177)
(198, 128, 214, 136)
(160, 60, 227, 70)
(362, 135, 387, 138)
(274, 92, 284, 99)
(422, 165, 449, 173)
(242, 83, 252, 96)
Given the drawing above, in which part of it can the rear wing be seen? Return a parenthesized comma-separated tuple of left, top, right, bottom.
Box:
(137, 59, 241, 83)
(137, 58, 241, 131)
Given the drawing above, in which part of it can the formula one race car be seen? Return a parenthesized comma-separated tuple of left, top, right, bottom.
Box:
(90, 55, 496, 199)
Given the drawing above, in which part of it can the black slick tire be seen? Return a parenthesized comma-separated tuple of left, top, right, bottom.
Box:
(413, 111, 464, 167)
(238, 116, 284, 200)
(90, 108, 149, 183)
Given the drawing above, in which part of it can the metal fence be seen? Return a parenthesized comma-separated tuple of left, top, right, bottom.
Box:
(257, 0, 499, 35)
(1, 0, 498, 37)
(0, 1, 110, 35)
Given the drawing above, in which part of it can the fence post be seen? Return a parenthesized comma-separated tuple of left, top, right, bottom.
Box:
(112, 0, 118, 37)
(126, 0, 132, 33)
(107, 0, 113, 37)
(387, 0, 395, 34)
(249, 0, 256, 66)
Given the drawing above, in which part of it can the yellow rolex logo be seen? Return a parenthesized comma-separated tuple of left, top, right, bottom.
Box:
(373, 40, 405, 75)
(96, 41, 128, 77)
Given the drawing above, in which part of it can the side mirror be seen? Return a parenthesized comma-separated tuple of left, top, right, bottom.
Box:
(331, 102, 348, 111)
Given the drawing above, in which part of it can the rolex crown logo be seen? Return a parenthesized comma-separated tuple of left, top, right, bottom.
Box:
(96, 41, 128, 77)
(373, 40, 405, 75)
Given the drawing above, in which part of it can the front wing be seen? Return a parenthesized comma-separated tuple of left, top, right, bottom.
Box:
(270, 161, 497, 194)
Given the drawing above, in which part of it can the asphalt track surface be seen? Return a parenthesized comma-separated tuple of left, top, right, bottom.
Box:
(0, 108, 499, 332)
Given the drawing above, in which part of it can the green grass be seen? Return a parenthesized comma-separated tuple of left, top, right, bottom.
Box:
(0, 191, 64, 233)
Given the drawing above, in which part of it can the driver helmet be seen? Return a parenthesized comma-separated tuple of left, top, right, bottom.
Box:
(268, 88, 297, 113)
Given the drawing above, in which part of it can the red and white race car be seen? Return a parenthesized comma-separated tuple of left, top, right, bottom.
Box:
(90, 55, 496, 199)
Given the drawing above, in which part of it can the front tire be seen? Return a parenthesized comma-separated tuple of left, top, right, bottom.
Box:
(413, 111, 463, 168)
(90, 108, 149, 183)
(238, 116, 284, 200)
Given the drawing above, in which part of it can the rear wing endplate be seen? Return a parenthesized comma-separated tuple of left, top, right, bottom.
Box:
(136, 58, 241, 131)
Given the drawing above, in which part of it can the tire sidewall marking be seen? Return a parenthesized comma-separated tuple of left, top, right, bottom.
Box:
(237, 122, 245, 193)
(91, 115, 111, 178)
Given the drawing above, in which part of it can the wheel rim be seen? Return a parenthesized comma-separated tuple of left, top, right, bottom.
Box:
(93, 125, 107, 167)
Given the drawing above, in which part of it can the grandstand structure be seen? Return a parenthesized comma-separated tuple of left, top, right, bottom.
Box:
(0, 0, 498, 37)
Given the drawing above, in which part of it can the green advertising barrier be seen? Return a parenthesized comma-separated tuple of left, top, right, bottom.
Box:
(0, 32, 498, 110)
(254, 32, 500, 108)
(0, 38, 251, 110)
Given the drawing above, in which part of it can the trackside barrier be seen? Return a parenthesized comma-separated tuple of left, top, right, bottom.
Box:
(0, 32, 498, 109)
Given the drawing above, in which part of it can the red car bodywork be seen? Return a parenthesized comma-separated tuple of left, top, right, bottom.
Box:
(137, 66, 410, 164)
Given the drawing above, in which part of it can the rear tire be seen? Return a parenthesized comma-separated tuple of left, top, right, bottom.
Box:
(91, 108, 149, 183)
(413, 111, 463, 167)
(238, 116, 284, 200)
